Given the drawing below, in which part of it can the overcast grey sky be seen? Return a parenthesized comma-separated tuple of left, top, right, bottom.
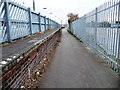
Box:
(16, 0, 108, 24)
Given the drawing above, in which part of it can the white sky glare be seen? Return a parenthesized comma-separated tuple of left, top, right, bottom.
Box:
(16, 0, 108, 24)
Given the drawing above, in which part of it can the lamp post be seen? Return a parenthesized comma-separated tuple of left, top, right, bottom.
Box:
(50, 12, 52, 14)
(43, 8, 47, 10)
(58, 18, 62, 27)
(33, 0, 35, 11)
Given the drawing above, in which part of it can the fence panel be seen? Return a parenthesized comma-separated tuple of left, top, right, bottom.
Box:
(40, 16, 45, 32)
(71, 0, 120, 72)
(0, 2, 7, 43)
(31, 12, 39, 34)
(46, 18, 49, 30)
(8, 2, 30, 40)
(0, 1, 59, 43)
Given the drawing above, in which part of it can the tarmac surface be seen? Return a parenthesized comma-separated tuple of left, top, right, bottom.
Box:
(1, 29, 57, 60)
(39, 29, 119, 88)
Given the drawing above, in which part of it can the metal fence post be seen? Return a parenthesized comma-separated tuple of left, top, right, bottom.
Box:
(94, 8, 98, 49)
(46, 17, 48, 30)
(44, 16, 46, 31)
(48, 18, 50, 30)
(4, 2, 11, 42)
(83, 15, 86, 43)
(38, 13, 41, 32)
(49, 19, 51, 29)
(28, 8, 32, 35)
(117, 1, 120, 59)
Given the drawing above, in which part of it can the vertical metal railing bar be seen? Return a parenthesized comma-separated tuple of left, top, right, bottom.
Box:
(117, 1, 120, 59)
(106, 2, 109, 54)
(28, 8, 32, 35)
(109, 3, 112, 55)
(14, 6, 19, 20)
(0, 3, 3, 18)
(104, 4, 107, 53)
(9, 5, 14, 21)
(115, 3, 118, 58)
(23, 10, 28, 21)
(105, 2, 108, 53)
(110, 0, 113, 55)
(11, 5, 17, 20)
(48, 18, 50, 30)
(0, 2, 5, 18)
(22, 10, 26, 21)
(108, 0, 114, 56)
(16, 8, 21, 20)
(110, 2, 113, 55)
(114, 0, 118, 58)
(4, 1, 11, 42)
(84, 15, 86, 43)
(17, 9, 22, 21)
(101, 4, 105, 53)
(20, 9, 25, 21)
(112, 0, 115, 56)
(46, 18, 48, 30)
(26, 10, 29, 22)
(1, 5, 5, 19)
(23, 10, 27, 21)
(8, 3, 13, 18)
(115, 2, 119, 59)
(44, 16, 46, 31)
(113, 2, 115, 51)
(0, 2, 3, 8)
(113, 1, 117, 56)
(49, 18, 51, 29)
(47, 18, 48, 29)
(107, 1, 110, 55)
(111, 0, 113, 55)
(9, 4, 15, 19)
(94, 8, 97, 50)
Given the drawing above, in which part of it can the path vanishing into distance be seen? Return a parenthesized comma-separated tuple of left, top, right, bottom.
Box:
(38, 29, 119, 88)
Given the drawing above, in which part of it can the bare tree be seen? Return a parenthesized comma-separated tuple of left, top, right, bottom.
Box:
(67, 13, 79, 23)
(67, 13, 79, 31)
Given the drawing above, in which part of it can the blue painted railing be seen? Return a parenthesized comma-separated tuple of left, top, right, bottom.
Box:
(70, 0, 120, 73)
(0, 1, 59, 43)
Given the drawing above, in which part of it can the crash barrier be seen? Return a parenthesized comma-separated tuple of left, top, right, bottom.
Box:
(0, 28, 62, 89)
(0, 1, 59, 43)
(69, 0, 120, 73)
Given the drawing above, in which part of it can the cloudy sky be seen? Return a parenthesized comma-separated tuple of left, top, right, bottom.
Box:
(16, 0, 108, 24)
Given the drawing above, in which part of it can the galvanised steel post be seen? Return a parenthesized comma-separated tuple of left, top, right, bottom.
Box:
(94, 8, 98, 50)
(38, 13, 41, 32)
(117, 1, 120, 59)
(33, 0, 35, 11)
(48, 18, 50, 30)
(49, 19, 51, 29)
(83, 15, 86, 43)
(4, 2, 11, 42)
(28, 8, 32, 35)
(46, 17, 48, 30)
(44, 16, 47, 31)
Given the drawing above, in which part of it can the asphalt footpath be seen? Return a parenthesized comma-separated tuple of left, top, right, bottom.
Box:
(38, 29, 119, 88)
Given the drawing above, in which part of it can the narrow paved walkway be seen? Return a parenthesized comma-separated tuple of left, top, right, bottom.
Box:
(39, 29, 118, 88)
